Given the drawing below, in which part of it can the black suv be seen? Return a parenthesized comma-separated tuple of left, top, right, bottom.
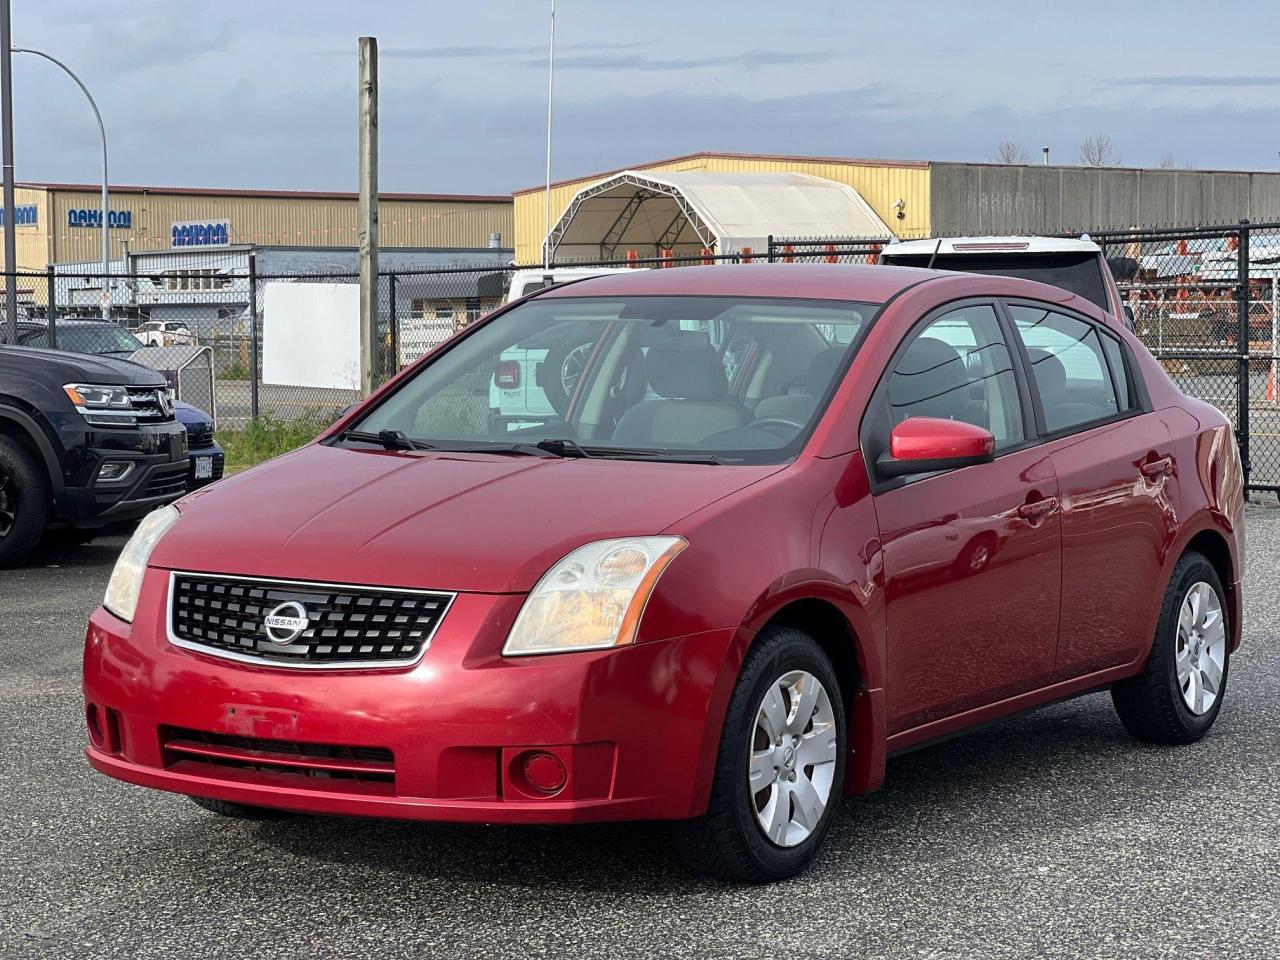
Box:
(0, 343, 189, 565)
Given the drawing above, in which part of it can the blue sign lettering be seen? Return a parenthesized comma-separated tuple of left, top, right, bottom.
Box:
(0, 204, 38, 226)
(171, 220, 231, 247)
(66, 208, 132, 229)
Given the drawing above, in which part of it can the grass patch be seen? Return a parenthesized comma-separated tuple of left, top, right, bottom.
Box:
(216, 413, 336, 472)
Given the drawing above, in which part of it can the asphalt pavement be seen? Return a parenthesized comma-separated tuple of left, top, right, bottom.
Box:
(1, 512, 1278, 960)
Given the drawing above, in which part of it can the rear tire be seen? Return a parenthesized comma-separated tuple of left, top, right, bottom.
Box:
(676, 625, 846, 883)
(0, 435, 51, 568)
(188, 795, 294, 820)
(1112, 551, 1229, 744)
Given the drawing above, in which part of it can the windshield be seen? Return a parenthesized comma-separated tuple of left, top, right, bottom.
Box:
(883, 252, 1110, 310)
(24, 323, 145, 355)
(350, 295, 877, 464)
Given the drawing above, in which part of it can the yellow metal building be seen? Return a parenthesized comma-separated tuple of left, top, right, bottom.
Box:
(3, 182, 514, 273)
(512, 151, 931, 264)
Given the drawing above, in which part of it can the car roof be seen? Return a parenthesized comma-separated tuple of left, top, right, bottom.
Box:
(533, 263, 939, 303)
(884, 235, 1102, 256)
(530, 262, 1113, 324)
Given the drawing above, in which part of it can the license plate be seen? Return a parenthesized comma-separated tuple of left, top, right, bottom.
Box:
(194, 457, 214, 480)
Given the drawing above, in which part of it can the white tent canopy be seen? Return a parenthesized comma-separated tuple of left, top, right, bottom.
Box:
(545, 170, 892, 261)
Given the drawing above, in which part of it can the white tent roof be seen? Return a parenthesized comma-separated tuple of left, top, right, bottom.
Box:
(546, 169, 892, 259)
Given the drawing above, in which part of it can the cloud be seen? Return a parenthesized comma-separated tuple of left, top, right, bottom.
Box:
(1111, 75, 1280, 88)
(359, 41, 652, 60)
(521, 49, 847, 72)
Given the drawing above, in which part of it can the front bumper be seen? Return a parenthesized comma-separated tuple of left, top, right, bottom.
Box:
(82, 568, 734, 823)
(58, 420, 190, 527)
(185, 443, 226, 489)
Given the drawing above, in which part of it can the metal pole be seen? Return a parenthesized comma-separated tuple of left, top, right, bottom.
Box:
(12, 48, 109, 318)
(357, 37, 379, 397)
(387, 272, 397, 376)
(1236, 221, 1251, 488)
(1, 0, 16, 342)
(45, 263, 55, 347)
(248, 253, 259, 420)
(543, 0, 555, 270)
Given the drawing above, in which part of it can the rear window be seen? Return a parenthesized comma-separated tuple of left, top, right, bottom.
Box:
(883, 252, 1110, 311)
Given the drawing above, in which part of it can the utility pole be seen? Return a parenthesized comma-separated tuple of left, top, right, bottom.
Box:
(357, 36, 378, 397)
(1, 0, 17, 342)
(543, 0, 555, 270)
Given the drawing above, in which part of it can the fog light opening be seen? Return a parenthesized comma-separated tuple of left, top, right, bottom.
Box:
(86, 703, 105, 749)
(97, 461, 134, 483)
(520, 751, 567, 795)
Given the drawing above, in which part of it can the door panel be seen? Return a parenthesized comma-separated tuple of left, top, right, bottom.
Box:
(877, 451, 1061, 734)
(1045, 415, 1179, 677)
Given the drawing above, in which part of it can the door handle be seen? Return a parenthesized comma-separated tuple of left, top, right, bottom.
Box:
(1017, 497, 1059, 521)
(1140, 457, 1172, 480)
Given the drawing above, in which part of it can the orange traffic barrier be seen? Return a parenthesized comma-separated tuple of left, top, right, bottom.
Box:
(1267, 366, 1277, 402)
(869, 243, 882, 266)
(700, 247, 713, 266)
(741, 246, 753, 264)
(783, 244, 795, 264)
(661, 248, 673, 269)
(824, 244, 837, 264)
(626, 249, 638, 268)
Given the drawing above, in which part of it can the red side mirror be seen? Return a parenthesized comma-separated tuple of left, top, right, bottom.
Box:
(879, 417, 995, 478)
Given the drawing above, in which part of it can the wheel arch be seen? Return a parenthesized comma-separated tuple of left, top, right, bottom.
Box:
(0, 403, 64, 501)
(1150, 514, 1241, 656)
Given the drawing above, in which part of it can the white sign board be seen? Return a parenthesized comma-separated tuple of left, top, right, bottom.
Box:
(262, 282, 361, 389)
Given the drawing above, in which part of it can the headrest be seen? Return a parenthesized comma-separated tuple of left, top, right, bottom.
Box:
(891, 336, 968, 407)
(1026, 348, 1067, 402)
(805, 347, 848, 394)
(645, 330, 728, 400)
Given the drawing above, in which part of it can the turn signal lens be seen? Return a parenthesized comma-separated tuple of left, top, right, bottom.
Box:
(502, 536, 687, 656)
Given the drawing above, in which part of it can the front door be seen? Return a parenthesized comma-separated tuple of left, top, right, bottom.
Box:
(868, 302, 1062, 735)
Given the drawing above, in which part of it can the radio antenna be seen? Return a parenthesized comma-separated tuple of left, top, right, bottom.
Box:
(926, 236, 944, 270)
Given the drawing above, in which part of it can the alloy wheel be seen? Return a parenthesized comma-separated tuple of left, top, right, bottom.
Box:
(1176, 581, 1226, 715)
(748, 669, 838, 847)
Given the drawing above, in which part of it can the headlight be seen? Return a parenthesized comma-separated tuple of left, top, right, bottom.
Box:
(64, 383, 137, 426)
(103, 505, 180, 622)
(502, 536, 687, 656)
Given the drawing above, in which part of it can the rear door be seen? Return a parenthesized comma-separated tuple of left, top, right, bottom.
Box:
(865, 301, 1062, 734)
(1005, 300, 1179, 678)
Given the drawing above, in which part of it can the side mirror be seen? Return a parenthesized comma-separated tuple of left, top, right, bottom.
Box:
(877, 417, 995, 478)
(1122, 304, 1136, 331)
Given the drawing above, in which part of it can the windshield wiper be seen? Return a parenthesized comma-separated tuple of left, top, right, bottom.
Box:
(567, 445, 728, 464)
(338, 429, 434, 452)
(535, 437, 592, 458)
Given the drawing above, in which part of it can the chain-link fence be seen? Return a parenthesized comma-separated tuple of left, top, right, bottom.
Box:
(6, 225, 1280, 494)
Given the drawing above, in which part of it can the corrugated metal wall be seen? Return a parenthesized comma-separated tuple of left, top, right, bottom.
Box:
(37, 189, 512, 266)
(929, 163, 1280, 236)
(513, 153, 932, 263)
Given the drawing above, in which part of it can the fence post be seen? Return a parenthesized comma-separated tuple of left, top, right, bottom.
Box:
(248, 253, 260, 421)
(45, 264, 57, 348)
(1236, 220, 1251, 488)
(387, 272, 398, 377)
(767, 235, 775, 263)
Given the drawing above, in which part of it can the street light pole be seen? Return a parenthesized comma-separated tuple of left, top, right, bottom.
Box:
(1, 0, 17, 341)
(12, 47, 110, 318)
(543, 0, 555, 270)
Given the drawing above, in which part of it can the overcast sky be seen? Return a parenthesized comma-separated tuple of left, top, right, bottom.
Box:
(10, 0, 1280, 195)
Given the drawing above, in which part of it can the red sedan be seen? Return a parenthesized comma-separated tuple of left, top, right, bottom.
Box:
(83, 264, 1243, 882)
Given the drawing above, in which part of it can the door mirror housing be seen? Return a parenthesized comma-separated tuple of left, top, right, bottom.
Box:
(877, 417, 995, 477)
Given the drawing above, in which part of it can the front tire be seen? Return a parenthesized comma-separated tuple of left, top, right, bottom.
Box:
(0, 435, 50, 568)
(677, 626, 846, 882)
(188, 796, 293, 820)
(1112, 551, 1230, 744)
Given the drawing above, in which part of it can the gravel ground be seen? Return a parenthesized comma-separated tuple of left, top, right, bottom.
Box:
(1, 512, 1277, 960)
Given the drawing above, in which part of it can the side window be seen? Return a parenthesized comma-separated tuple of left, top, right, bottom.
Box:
(888, 304, 1024, 449)
(1009, 305, 1119, 432)
(1099, 332, 1132, 411)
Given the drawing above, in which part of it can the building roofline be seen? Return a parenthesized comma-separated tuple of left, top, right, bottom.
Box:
(17, 181, 511, 203)
(512, 150, 931, 195)
(932, 159, 1280, 176)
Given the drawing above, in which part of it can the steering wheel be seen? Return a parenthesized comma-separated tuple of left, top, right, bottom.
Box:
(744, 416, 805, 438)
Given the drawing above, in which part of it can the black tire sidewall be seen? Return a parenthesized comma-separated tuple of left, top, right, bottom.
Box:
(0, 436, 50, 566)
(720, 630, 847, 879)
(1159, 555, 1230, 735)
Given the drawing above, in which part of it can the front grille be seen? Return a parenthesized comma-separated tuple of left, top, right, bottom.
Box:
(167, 572, 454, 668)
(160, 726, 395, 793)
(128, 388, 175, 422)
(185, 422, 214, 448)
(145, 463, 189, 499)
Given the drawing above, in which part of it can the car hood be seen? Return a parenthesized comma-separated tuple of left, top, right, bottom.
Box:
(1, 345, 165, 386)
(152, 442, 782, 593)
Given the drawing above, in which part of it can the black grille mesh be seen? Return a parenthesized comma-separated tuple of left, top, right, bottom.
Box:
(169, 574, 452, 666)
(185, 423, 214, 448)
